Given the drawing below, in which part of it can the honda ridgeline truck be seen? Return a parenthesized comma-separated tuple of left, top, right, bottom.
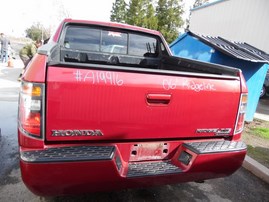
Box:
(18, 19, 248, 196)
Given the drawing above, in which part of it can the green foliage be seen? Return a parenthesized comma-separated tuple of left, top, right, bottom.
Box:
(25, 22, 50, 41)
(242, 119, 269, 169)
(126, 0, 146, 27)
(110, 0, 184, 43)
(247, 145, 269, 168)
(156, 0, 184, 43)
(251, 127, 269, 139)
(110, 0, 127, 23)
(145, 3, 158, 30)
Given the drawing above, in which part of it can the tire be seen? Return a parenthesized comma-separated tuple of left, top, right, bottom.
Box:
(260, 85, 267, 98)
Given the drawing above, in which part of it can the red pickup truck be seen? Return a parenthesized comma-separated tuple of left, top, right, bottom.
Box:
(18, 19, 248, 196)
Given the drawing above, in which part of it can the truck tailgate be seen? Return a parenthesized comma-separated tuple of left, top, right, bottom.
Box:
(46, 66, 240, 141)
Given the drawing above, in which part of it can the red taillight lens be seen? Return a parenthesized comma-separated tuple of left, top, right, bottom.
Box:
(18, 82, 44, 138)
(235, 113, 245, 133)
(20, 112, 41, 135)
(234, 93, 248, 135)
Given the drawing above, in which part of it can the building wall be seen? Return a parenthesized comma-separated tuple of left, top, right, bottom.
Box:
(189, 0, 269, 53)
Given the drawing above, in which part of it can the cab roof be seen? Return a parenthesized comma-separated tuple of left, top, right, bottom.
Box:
(63, 18, 161, 36)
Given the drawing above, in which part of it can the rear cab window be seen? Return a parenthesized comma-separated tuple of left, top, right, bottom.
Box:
(60, 24, 168, 69)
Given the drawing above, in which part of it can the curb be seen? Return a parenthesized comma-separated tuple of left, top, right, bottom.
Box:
(243, 155, 269, 184)
(254, 113, 269, 122)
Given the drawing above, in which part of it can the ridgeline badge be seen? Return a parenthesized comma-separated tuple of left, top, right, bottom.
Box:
(196, 128, 231, 135)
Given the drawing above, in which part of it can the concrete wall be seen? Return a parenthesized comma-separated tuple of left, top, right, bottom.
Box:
(189, 0, 269, 53)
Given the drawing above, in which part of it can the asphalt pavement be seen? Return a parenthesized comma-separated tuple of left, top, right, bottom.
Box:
(0, 60, 22, 101)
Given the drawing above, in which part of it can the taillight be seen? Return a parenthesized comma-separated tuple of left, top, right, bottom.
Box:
(234, 93, 248, 135)
(18, 82, 44, 138)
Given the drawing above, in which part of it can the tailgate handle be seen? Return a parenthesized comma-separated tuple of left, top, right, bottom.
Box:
(146, 94, 171, 105)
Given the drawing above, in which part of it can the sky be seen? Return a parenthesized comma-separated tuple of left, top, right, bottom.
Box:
(1, 0, 196, 37)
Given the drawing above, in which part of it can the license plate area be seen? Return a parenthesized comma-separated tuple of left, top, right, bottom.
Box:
(129, 142, 169, 161)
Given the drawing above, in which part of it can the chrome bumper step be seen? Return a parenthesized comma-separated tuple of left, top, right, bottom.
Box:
(184, 141, 247, 154)
(127, 161, 182, 178)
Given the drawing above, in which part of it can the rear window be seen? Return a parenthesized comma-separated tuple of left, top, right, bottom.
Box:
(129, 34, 157, 57)
(63, 26, 158, 57)
(64, 27, 101, 51)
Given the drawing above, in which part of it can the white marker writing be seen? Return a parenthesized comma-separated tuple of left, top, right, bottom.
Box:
(162, 79, 178, 90)
(182, 79, 216, 92)
(162, 78, 216, 92)
(74, 70, 124, 86)
(73, 70, 83, 81)
(84, 71, 95, 83)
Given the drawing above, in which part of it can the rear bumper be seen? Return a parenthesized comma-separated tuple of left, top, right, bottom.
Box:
(20, 140, 247, 196)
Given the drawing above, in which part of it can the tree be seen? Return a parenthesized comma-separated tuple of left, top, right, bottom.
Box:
(110, 0, 127, 23)
(156, 0, 184, 43)
(109, 0, 184, 43)
(126, 0, 158, 29)
(25, 22, 50, 41)
(126, 0, 146, 26)
(193, 0, 209, 8)
(144, 1, 158, 30)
